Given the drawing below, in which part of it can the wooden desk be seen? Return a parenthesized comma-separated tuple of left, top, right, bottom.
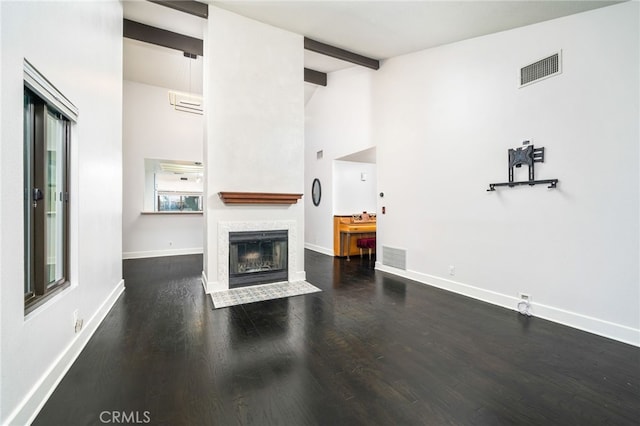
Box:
(333, 216, 376, 260)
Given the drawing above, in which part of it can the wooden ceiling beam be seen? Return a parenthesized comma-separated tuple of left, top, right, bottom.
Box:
(123, 19, 203, 57)
(304, 37, 379, 70)
(304, 68, 327, 86)
(148, 0, 208, 19)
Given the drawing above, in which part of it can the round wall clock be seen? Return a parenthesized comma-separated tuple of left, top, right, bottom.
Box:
(311, 178, 321, 206)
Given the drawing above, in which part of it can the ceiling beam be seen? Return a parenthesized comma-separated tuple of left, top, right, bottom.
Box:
(304, 68, 327, 86)
(123, 19, 333, 86)
(147, 0, 208, 19)
(123, 19, 203, 57)
(304, 37, 379, 70)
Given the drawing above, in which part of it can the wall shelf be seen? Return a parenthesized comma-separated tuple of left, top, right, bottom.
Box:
(218, 192, 303, 205)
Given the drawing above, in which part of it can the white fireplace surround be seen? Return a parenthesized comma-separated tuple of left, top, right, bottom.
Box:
(217, 220, 299, 290)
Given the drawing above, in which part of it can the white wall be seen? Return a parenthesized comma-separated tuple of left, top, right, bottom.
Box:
(333, 161, 377, 215)
(204, 6, 305, 291)
(305, 67, 376, 254)
(305, 2, 639, 345)
(122, 80, 204, 259)
(0, 1, 124, 424)
(0, 3, 3, 419)
(372, 3, 639, 345)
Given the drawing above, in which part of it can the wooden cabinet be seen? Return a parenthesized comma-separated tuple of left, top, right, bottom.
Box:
(333, 216, 376, 257)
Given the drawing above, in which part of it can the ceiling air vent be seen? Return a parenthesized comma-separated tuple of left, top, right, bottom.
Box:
(520, 51, 562, 87)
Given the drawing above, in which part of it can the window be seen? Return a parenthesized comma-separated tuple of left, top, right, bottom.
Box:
(157, 193, 203, 212)
(23, 60, 77, 313)
(143, 158, 203, 213)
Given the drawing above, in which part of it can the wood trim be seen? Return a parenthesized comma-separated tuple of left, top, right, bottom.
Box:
(219, 192, 303, 205)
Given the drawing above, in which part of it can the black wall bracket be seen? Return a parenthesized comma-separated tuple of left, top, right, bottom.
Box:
(487, 143, 558, 191)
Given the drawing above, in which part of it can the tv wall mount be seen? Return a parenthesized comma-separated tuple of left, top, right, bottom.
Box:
(487, 142, 558, 191)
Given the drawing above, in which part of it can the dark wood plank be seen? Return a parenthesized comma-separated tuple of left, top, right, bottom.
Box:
(33, 251, 640, 425)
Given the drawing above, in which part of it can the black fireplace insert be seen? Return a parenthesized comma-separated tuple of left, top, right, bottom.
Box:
(229, 230, 288, 288)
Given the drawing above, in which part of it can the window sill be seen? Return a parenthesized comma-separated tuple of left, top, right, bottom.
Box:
(140, 211, 203, 215)
(24, 280, 71, 316)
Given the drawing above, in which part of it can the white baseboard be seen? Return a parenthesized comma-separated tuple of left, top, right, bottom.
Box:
(201, 270, 223, 294)
(201, 270, 209, 293)
(527, 301, 640, 347)
(6, 279, 126, 426)
(304, 242, 333, 257)
(122, 247, 203, 260)
(375, 263, 640, 347)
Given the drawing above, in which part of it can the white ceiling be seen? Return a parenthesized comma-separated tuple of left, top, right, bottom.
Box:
(124, 38, 204, 94)
(122, 0, 621, 95)
(337, 147, 377, 164)
(124, 0, 205, 38)
(123, 1, 205, 93)
(212, 1, 621, 60)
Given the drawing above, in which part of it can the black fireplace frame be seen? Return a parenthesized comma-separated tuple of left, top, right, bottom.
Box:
(229, 230, 288, 288)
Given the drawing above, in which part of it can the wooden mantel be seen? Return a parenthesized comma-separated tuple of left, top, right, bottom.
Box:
(218, 192, 303, 205)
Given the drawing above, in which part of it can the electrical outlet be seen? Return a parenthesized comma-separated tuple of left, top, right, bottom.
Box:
(517, 293, 532, 316)
(73, 309, 83, 333)
(449, 265, 455, 276)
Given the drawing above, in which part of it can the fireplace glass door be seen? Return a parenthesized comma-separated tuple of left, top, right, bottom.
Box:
(229, 230, 288, 288)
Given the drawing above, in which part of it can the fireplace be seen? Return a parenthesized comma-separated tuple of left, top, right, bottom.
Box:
(229, 230, 288, 288)
(211, 220, 301, 292)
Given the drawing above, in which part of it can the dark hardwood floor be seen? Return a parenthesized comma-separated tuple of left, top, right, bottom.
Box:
(34, 251, 639, 425)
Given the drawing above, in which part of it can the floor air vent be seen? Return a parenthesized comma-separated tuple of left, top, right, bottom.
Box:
(382, 246, 407, 270)
(520, 51, 561, 87)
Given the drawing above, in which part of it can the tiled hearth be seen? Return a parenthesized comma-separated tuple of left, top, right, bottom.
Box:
(210, 280, 321, 308)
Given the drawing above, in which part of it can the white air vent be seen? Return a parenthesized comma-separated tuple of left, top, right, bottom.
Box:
(382, 246, 407, 270)
(168, 91, 203, 115)
(520, 51, 562, 87)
